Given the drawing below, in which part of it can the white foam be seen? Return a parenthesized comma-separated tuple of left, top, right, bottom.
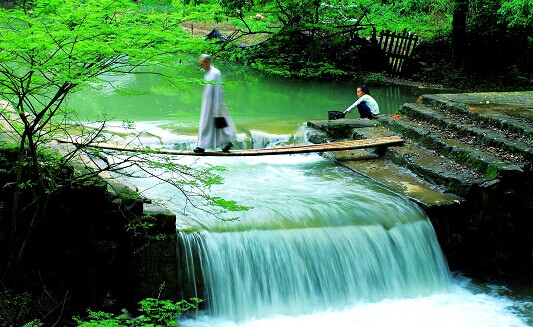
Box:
(81, 120, 193, 145)
(180, 285, 529, 327)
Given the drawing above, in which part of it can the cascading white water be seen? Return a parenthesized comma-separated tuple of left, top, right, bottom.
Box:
(179, 220, 451, 320)
(95, 123, 530, 327)
(162, 126, 453, 321)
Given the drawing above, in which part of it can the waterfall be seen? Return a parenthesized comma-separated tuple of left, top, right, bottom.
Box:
(156, 134, 455, 321)
(178, 219, 451, 320)
(92, 126, 528, 326)
(93, 126, 528, 326)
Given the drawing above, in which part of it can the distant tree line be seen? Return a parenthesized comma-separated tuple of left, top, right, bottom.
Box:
(451, 0, 532, 69)
(409, 0, 532, 90)
(201, 0, 533, 88)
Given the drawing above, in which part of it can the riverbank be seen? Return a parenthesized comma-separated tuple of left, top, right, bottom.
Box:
(0, 137, 185, 325)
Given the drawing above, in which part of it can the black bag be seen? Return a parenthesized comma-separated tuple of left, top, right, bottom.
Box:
(214, 117, 228, 128)
(328, 110, 345, 120)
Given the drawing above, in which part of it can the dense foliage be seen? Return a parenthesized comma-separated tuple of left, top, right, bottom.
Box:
(413, 0, 533, 90)
(0, 0, 176, 283)
(212, 0, 452, 78)
(498, 0, 533, 28)
(180, 0, 532, 88)
(74, 297, 201, 327)
(0, 1, 226, 325)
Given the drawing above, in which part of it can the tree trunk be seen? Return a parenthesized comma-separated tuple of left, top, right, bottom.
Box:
(452, 0, 468, 68)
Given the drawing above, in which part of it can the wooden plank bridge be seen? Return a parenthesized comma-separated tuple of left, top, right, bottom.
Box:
(56, 136, 404, 157)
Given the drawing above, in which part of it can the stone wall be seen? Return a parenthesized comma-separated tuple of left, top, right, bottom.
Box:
(0, 147, 182, 321)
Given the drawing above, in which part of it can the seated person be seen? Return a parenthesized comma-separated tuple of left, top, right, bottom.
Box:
(343, 84, 380, 119)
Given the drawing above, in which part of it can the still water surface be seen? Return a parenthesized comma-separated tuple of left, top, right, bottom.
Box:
(68, 59, 435, 136)
(68, 61, 532, 326)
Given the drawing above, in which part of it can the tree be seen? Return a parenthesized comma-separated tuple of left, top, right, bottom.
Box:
(450, 0, 532, 74)
(452, 0, 468, 67)
(498, 0, 533, 28)
(216, 0, 377, 77)
(0, 0, 236, 292)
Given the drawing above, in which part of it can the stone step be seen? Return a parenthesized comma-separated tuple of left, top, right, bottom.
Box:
(306, 128, 464, 208)
(419, 92, 533, 138)
(329, 149, 464, 210)
(398, 101, 533, 163)
(378, 111, 526, 179)
(351, 126, 490, 197)
(307, 119, 377, 140)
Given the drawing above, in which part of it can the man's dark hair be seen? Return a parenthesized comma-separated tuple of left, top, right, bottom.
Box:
(360, 84, 370, 95)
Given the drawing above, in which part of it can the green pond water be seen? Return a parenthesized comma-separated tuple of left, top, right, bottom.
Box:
(66, 60, 439, 136)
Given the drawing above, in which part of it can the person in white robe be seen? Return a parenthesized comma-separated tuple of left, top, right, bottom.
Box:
(194, 54, 236, 154)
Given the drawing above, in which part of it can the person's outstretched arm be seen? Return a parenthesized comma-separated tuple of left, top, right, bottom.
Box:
(344, 96, 364, 114)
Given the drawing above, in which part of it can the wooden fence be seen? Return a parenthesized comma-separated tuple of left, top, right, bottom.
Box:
(378, 29, 419, 77)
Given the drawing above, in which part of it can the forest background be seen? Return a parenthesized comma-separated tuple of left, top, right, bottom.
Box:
(173, 0, 533, 90)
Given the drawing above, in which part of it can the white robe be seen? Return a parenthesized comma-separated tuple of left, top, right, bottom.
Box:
(197, 66, 236, 149)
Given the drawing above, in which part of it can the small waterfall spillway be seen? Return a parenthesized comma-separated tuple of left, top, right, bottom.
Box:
(179, 220, 451, 320)
(96, 124, 530, 326)
(164, 129, 450, 321)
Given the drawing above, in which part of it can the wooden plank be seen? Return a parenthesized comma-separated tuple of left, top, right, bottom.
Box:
(391, 30, 404, 75)
(394, 30, 409, 73)
(56, 136, 404, 157)
(404, 33, 417, 57)
(379, 30, 391, 53)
